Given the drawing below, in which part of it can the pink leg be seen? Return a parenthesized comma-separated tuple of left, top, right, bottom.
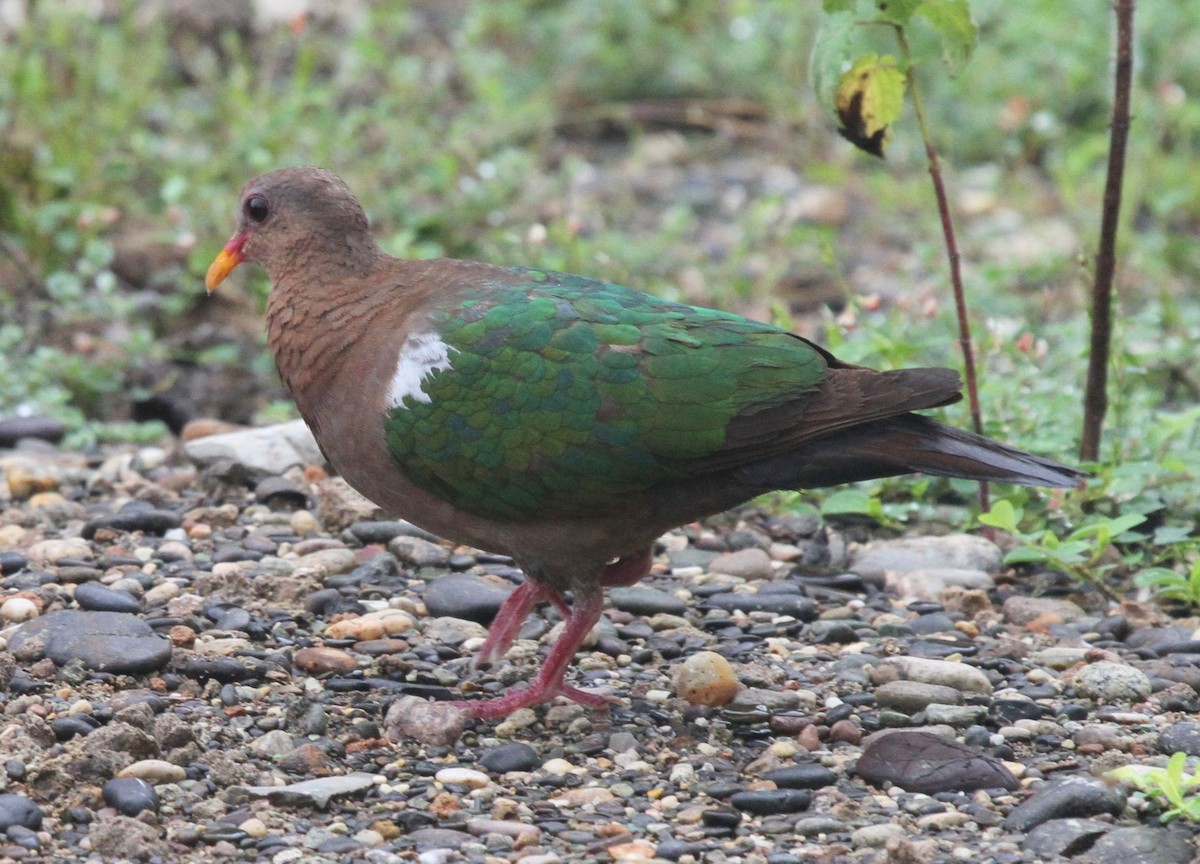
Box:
(472, 581, 549, 669)
(452, 589, 607, 719)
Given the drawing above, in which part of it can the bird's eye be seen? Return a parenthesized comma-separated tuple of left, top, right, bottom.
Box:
(244, 195, 270, 223)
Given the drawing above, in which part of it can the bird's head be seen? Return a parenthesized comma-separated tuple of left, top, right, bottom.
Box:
(205, 166, 374, 292)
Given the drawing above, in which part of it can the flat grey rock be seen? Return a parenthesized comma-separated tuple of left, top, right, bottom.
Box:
(9, 610, 171, 674)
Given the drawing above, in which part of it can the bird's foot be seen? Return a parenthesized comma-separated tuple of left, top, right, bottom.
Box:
(453, 588, 607, 720)
(449, 682, 611, 719)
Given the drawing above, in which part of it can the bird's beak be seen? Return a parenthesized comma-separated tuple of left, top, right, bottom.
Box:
(205, 233, 247, 293)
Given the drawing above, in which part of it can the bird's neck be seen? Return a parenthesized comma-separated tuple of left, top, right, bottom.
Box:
(265, 251, 399, 421)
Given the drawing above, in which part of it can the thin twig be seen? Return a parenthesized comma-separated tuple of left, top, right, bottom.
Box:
(1080, 0, 1135, 462)
(895, 28, 989, 515)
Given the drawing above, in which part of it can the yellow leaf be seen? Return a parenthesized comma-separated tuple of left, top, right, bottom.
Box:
(834, 54, 906, 158)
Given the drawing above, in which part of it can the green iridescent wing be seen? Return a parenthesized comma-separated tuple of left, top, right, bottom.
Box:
(382, 268, 828, 521)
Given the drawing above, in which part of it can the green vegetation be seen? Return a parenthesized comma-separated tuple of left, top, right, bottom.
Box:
(0, 2, 1197, 592)
(1109, 753, 1200, 824)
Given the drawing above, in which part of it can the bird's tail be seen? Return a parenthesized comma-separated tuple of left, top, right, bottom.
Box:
(737, 414, 1086, 490)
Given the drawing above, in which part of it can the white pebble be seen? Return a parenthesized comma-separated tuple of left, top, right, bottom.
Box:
(0, 597, 38, 623)
(434, 767, 490, 789)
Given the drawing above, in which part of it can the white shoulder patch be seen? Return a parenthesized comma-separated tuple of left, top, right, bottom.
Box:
(387, 332, 456, 408)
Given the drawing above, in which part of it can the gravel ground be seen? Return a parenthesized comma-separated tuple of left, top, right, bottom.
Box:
(0, 421, 1198, 864)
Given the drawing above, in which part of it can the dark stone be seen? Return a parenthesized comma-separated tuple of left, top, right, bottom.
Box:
(656, 840, 706, 861)
(991, 699, 1051, 724)
(180, 657, 254, 683)
(1003, 776, 1126, 831)
(706, 592, 817, 620)
(82, 502, 181, 538)
(254, 476, 309, 509)
(51, 715, 102, 741)
(0, 416, 66, 446)
(730, 789, 811, 815)
(855, 731, 1018, 795)
(1078, 826, 1194, 864)
(102, 777, 160, 816)
(0, 794, 42, 831)
(908, 613, 957, 635)
(6, 823, 40, 849)
(349, 520, 438, 545)
(74, 581, 141, 614)
(0, 552, 28, 575)
(1022, 818, 1112, 858)
(7, 610, 172, 674)
(608, 586, 687, 616)
(1156, 721, 1200, 757)
(1149, 639, 1200, 656)
(478, 743, 540, 774)
(422, 573, 513, 624)
(700, 806, 741, 829)
(762, 764, 837, 790)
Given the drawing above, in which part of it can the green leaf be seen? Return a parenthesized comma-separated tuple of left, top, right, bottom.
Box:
(915, 0, 978, 72)
(822, 0, 857, 12)
(811, 10, 856, 108)
(820, 488, 876, 517)
(978, 499, 1022, 534)
(875, 0, 923, 25)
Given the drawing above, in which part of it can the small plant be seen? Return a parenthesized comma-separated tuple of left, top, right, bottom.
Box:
(978, 498, 1146, 591)
(1134, 554, 1200, 607)
(1107, 752, 1200, 824)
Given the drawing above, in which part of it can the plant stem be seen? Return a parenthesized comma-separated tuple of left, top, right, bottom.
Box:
(895, 28, 989, 514)
(1080, 0, 1135, 462)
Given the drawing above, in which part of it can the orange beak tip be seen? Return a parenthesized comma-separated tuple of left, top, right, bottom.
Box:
(205, 246, 243, 293)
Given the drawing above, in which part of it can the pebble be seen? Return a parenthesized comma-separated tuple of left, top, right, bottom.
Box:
(0, 596, 39, 622)
(674, 651, 740, 707)
(82, 503, 181, 538)
(855, 730, 1018, 794)
(478, 743, 540, 774)
(609, 585, 687, 616)
(1156, 720, 1200, 756)
(422, 574, 512, 624)
(237, 772, 379, 809)
(73, 581, 141, 613)
(388, 535, 451, 567)
(762, 764, 837, 790)
(293, 646, 358, 675)
(1071, 661, 1152, 702)
(383, 696, 466, 747)
(882, 655, 993, 695)
(705, 590, 816, 618)
(1003, 776, 1126, 831)
(1021, 818, 1112, 858)
(708, 548, 775, 579)
(181, 419, 325, 476)
(102, 777, 160, 816)
(117, 759, 187, 783)
(0, 794, 42, 830)
(1002, 595, 1087, 626)
(0, 416, 66, 446)
(729, 789, 811, 815)
(8, 610, 172, 673)
(849, 534, 1002, 576)
(434, 767, 490, 789)
(1079, 825, 1195, 864)
(874, 680, 964, 713)
(324, 608, 414, 640)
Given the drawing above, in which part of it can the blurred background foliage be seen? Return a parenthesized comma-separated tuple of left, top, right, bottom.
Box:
(0, 0, 1198, 539)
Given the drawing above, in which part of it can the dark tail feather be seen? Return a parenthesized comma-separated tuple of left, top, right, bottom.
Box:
(738, 414, 1086, 490)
